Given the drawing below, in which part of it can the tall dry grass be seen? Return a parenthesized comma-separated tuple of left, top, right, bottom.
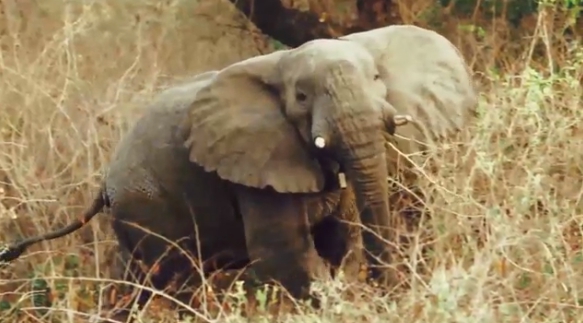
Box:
(0, 0, 582, 322)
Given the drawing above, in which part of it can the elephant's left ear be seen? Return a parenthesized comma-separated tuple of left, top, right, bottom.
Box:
(340, 25, 478, 140)
(184, 52, 326, 193)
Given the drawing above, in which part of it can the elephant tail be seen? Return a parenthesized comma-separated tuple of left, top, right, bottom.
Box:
(0, 183, 108, 265)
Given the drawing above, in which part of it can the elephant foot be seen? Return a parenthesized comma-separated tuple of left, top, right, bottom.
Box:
(234, 187, 332, 307)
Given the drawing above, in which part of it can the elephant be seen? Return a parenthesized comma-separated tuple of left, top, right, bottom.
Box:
(0, 24, 477, 313)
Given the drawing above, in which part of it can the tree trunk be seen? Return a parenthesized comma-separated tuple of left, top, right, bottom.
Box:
(228, 0, 397, 48)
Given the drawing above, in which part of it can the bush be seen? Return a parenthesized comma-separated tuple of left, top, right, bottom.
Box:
(0, 0, 582, 322)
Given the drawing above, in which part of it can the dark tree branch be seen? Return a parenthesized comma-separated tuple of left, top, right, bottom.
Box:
(229, 0, 398, 48)
(356, 0, 395, 30)
(229, 0, 362, 48)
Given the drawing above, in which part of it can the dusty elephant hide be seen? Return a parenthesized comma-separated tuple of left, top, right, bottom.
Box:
(102, 71, 368, 312)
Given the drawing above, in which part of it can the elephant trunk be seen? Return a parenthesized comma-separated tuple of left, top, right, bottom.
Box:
(340, 139, 393, 281)
(311, 98, 394, 282)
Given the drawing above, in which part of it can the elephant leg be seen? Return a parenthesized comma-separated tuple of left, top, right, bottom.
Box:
(96, 244, 152, 323)
(234, 186, 330, 301)
(102, 246, 152, 322)
(107, 197, 204, 314)
(312, 216, 365, 283)
(312, 187, 366, 283)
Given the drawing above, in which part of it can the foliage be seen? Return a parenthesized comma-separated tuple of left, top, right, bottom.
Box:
(0, 0, 582, 322)
(438, 0, 581, 26)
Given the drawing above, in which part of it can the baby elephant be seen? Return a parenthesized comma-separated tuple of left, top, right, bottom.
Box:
(0, 24, 477, 312)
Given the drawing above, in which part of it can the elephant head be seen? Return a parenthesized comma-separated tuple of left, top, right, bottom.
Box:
(184, 38, 413, 283)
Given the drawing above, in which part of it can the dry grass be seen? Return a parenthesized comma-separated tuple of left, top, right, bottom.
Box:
(0, 0, 582, 322)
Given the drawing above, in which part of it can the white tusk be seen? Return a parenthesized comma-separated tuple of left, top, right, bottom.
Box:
(314, 137, 326, 148)
(394, 114, 413, 126)
(338, 172, 347, 189)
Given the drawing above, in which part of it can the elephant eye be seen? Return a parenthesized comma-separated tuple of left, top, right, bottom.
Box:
(296, 91, 308, 102)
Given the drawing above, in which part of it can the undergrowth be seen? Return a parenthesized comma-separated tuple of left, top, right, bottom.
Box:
(0, 0, 582, 322)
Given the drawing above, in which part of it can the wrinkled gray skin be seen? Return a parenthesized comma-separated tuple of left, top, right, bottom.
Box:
(104, 70, 375, 312)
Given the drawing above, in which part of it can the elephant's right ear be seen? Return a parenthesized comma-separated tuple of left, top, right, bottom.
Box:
(184, 52, 326, 193)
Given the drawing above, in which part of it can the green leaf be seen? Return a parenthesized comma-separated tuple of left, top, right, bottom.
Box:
(0, 300, 11, 312)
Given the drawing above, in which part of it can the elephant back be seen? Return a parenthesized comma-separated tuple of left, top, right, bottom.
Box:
(104, 72, 218, 205)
